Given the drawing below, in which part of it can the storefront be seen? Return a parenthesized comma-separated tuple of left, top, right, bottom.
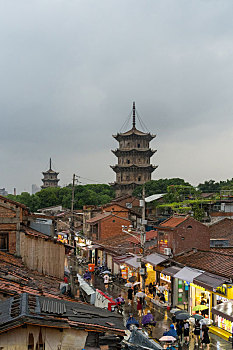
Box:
(125, 256, 141, 282)
(212, 301, 233, 338)
(161, 265, 182, 308)
(173, 266, 204, 312)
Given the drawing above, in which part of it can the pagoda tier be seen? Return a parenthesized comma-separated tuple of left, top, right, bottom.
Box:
(111, 164, 157, 173)
(112, 148, 156, 157)
(113, 128, 155, 142)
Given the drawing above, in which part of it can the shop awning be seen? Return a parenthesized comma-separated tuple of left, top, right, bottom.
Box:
(162, 265, 182, 277)
(212, 301, 233, 322)
(113, 255, 132, 264)
(173, 267, 203, 283)
(193, 272, 227, 291)
(143, 253, 167, 267)
(125, 256, 141, 269)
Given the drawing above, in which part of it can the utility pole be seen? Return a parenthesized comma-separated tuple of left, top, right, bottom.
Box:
(71, 174, 76, 255)
(141, 184, 146, 290)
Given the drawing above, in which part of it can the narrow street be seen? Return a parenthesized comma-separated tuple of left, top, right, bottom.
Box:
(70, 257, 232, 350)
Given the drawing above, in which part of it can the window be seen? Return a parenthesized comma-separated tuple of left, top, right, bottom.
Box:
(112, 219, 115, 223)
(138, 176, 141, 181)
(126, 202, 132, 209)
(187, 225, 192, 229)
(137, 143, 140, 148)
(127, 159, 130, 164)
(0, 233, 8, 251)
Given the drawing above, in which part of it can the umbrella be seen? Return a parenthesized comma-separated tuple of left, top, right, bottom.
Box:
(125, 282, 133, 287)
(191, 314, 204, 321)
(101, 270, 111, 274)
(193, 305, 208, 312)
(133, 281, 141, 286)
(135, 291, 146, 298)
(175, 313, 191, 320)
(174, 310, 185, 315)
(159, 336, 177, 342)
(199, 318, 213, 325)
(170, 308, 180, 314)
(129, 276, 137, 282)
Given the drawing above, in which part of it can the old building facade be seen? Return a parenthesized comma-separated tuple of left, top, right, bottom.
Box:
(111, 102, 157, 197)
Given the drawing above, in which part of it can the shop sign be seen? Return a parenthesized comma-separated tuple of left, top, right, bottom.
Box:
(121, 269, 127, 279)
(216, 285, 227, 296)
(160, 273, 171, 283)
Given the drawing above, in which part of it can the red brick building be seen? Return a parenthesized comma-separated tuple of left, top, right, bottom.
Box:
(0, 195, 29, 255)
(86, 212, 132, 241)
(208, 218, 233, 245)
(156, 215, 210, 255)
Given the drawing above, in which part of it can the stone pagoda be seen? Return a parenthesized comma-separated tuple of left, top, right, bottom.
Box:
(41, 158, 60, 189)
(111, 102, 157, 197)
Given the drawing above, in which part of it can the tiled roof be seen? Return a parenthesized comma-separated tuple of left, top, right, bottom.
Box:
(0, 251, 66, 299)
(160, 216, 188, 228)
(86, 212, 112, 224)
(23, 226, 51, 240)
(174, 249, 233, 279)
(0, 293, 125, 335)
(0, 195, 27, 209)
(127, 230, 157, 244)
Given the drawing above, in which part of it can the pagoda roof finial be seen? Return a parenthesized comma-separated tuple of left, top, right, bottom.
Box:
(49, 158, 52, 170)
(132, 101, 136, 128)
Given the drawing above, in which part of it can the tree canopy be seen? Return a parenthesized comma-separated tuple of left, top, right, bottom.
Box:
(7, 184, 115, 212)
(132, 178, 192, 198)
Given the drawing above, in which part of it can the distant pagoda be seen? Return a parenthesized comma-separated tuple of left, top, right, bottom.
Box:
(41, 158, 60, 189)
(111, 102, 157, 198)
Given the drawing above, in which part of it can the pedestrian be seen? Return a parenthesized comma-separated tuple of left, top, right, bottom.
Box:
(133, 283, 139, 295)
(137, 298, 142, 316)
(97, 257, 101, 266)
(127, 287, 133, 305)
(126, 314, 139, 330)
(176, 320, 183, 342)
(183, 319, 190, 345)
(160, 292, 166, 303)
(148, 282, 153, 295)
(194, 320, 201, 346)
(163, 324, 178, 338)
(201, 325, 210, 349)
(104, 274, 110, 289)
(152, 283, 156, 298)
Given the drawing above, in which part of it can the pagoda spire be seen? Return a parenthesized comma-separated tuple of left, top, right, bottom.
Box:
(132, 101, 136, 129)
(49, 158, 52, 170)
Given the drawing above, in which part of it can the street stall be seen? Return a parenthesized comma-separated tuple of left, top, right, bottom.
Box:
(161, 266, 182, 307)
(212, 300, 233, 339)
(125, 256, 141, 283)
(173, 266, 204, 312)
(143, 253, 168, 300)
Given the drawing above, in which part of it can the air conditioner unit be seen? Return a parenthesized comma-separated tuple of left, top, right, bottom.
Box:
(164, 248, 172, 256)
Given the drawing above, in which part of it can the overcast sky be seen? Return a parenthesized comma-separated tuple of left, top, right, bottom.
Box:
(1, 0, 233, 193)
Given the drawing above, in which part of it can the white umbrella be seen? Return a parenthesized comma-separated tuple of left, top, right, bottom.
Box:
(133, 282, 141, 286)
(200, 318, 213, 325)
(170, 308, 180, 314)
(159, 335, 177, 342)
(125, 282, 133, 287)
(135, 291, 146, 298)
(101, 270, 111, 274)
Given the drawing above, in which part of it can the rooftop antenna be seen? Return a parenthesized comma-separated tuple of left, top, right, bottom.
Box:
(132, 101, 136, 128)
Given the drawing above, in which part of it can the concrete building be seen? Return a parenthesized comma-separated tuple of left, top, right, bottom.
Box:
(111, 102, 157, 197)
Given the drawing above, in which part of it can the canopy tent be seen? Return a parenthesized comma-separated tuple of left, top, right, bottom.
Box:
(143, 253, 167, 267)
(173, 267, 203, 283)
(193, 272, 227, 291)
(125, 256, 141, 269)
